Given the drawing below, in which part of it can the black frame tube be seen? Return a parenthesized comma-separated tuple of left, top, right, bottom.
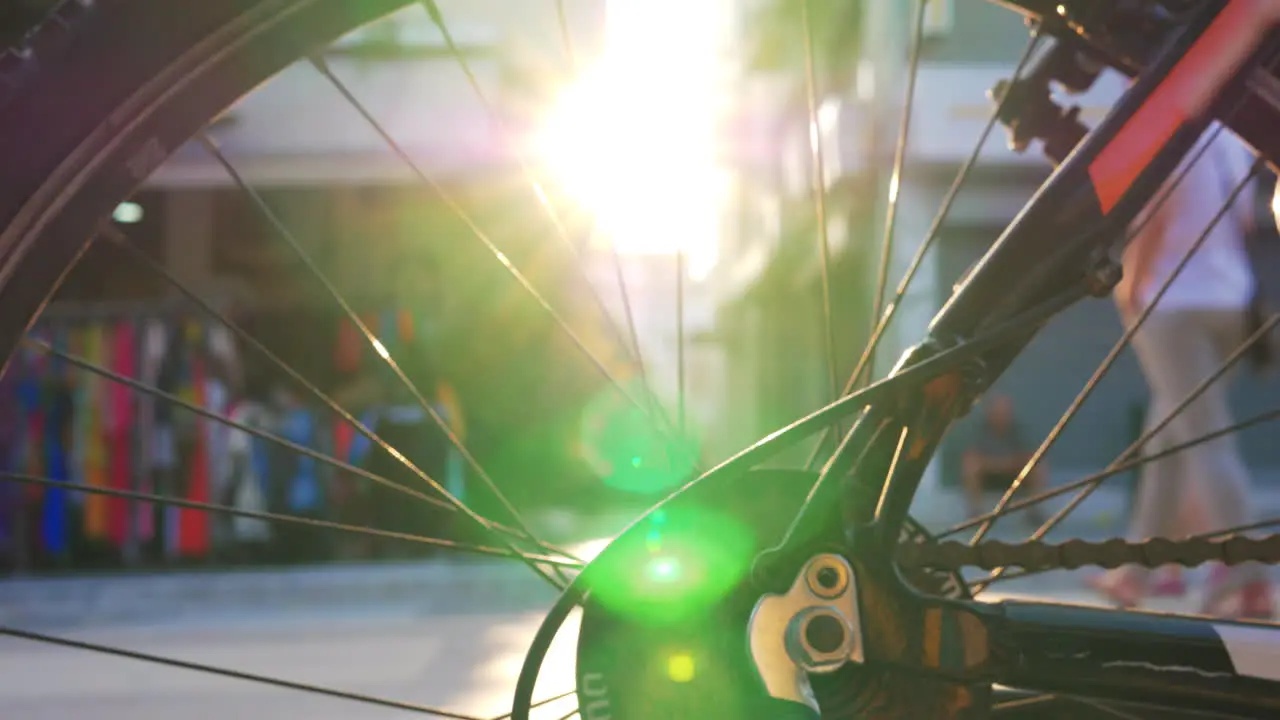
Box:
(990, 600, 1280, 716)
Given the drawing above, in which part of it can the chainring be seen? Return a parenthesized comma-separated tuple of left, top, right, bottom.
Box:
(574, 468, 971, 719)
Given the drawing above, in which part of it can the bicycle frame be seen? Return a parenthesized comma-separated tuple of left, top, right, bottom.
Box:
(725, 0, 1280, 715)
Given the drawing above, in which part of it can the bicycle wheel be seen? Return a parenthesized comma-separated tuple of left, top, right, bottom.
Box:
(0, 1, 1277, 720)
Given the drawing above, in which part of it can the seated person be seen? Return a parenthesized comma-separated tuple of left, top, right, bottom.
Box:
(961, 395, 1046, 525)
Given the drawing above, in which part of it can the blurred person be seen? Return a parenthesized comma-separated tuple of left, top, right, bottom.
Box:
(363, 355, 452, 559)
(436, 377, 468, 519)
(961, 394, 1047, 526)
(329, 371, 381, 560)
(0, 366, 25, 571)
(338, 403, 381, 560)
(222, 369, 273, 563)
(268, 383, 329, 564)
(1091, 123, 1272, 618)
(1142, 502, 1209, 598)
(1143, 500, 1207, 599)
(203, 323, 238, 559)
(1122, 405, 1205, 598)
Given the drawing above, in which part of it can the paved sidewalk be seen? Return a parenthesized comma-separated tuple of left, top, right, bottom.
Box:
(0, 505, 641, 630)
(0, 559, 563, 630)
(0, 507, 634, 631)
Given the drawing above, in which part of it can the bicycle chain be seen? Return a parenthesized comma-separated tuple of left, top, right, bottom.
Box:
(897, 533, 1280, 573)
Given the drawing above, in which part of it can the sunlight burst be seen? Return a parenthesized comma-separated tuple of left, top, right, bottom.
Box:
(535, 0, 732, 280)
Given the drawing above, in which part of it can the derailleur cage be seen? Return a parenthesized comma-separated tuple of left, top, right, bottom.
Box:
(991, 0, 1190, 166)
(988, 41, 1096, 165)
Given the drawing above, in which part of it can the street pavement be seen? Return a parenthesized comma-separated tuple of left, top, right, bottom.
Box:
(0, 609, 580, 720)
(0, 579, 1251, 720)
(0, 570, 1253, 720)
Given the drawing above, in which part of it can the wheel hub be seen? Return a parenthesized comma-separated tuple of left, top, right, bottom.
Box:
(574, 469, 971, 719)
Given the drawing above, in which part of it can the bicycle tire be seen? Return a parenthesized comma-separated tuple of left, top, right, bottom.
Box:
(0, 0, 413, 374)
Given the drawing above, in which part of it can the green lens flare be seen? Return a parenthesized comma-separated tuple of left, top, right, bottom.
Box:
(589, 504, 754, 625)
(578, 383, 700, 495)
(645, 556, 682, 583)
(666, 652, 697, 683)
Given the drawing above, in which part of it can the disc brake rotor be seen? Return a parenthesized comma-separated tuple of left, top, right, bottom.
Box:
(574, 468, 967, 719)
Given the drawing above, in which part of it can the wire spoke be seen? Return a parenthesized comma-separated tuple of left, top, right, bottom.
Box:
(487, 690, 576, 720)
(103, 224, 582, 569)
(0, 625, 487, 719)
(864, 0, 927, 385)
(0, 472, 575, 567)
(982, 513, 1280, 587)
(734, 289, 1085, 558)
(696, 281, 1083, 484)
(971, 313, 1274, 594)
(539, 0, 670, 444)
(1074, 698, 1145, 720)
(969, 120, 1245, 545)
(1197, 516, 1280, 542)
(973, 340, 1276, 592)
(23, 336, 573, 567)
(528, 2, 671, 441)
(991, 693, 1057, 713)
(409, 3, 672, 440)
(552, 0, 577, 69)
(1065, 698, 1143, 720)
(303, 56, 666, 443)
(195, 135, 577, 588)
(799, 0, 838, 407)
(805, 29, 1044, 469)
(943, 400, 1280, 540)
(991, 693, 1141, 720)
(416, 0, 609, 334)
(972, 154, 1264, 561)
(607, 232, 661, 425)
(104, 219, 582, 566)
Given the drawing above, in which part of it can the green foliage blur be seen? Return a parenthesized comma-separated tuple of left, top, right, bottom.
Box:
(588, 503, 756, 625)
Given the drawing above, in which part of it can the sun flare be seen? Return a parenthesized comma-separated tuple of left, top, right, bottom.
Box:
(534, 0, 732, 280)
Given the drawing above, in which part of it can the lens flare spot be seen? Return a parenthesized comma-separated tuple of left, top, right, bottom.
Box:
(113, 202, 144, 224)
(588, 505, 753, 624)
(646, 556, 681, 583)
(578, 382, 699, 496)
(666, 653, 696, 683)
